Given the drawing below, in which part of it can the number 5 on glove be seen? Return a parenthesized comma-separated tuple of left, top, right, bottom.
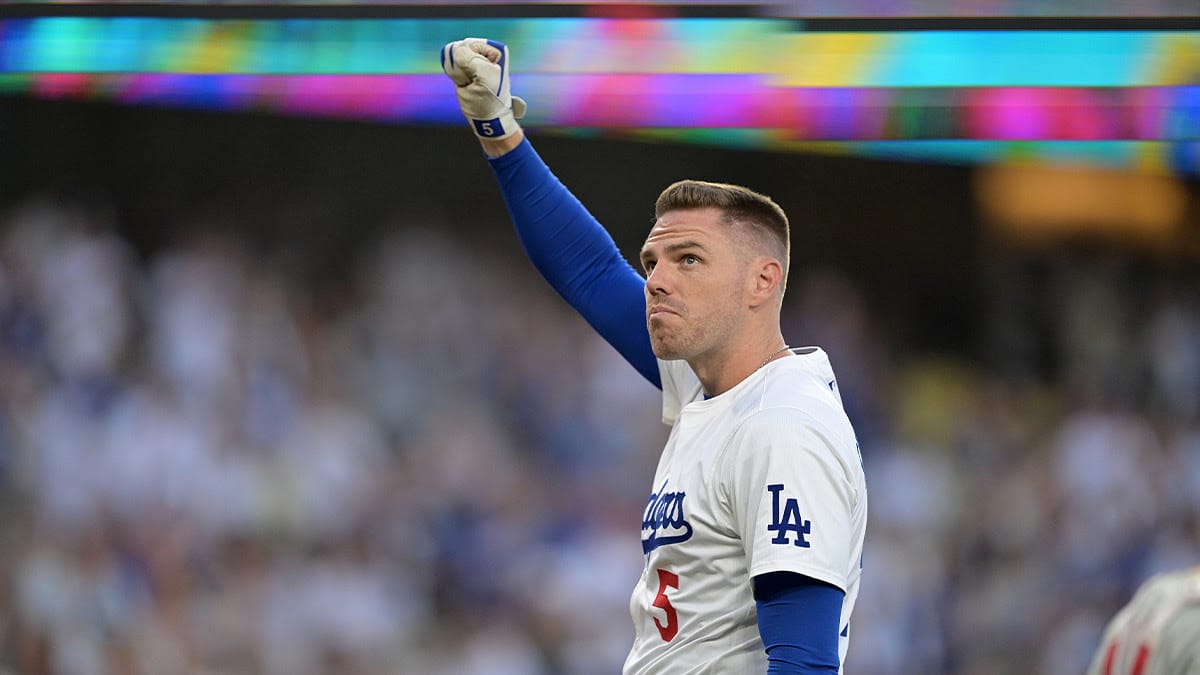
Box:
(441, 38, 528, 140)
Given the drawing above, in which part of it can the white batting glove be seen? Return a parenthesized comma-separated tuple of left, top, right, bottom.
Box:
(441, 38, 527, 140)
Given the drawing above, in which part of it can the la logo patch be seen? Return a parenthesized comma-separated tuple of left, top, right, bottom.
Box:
(767, 484, 811, 547)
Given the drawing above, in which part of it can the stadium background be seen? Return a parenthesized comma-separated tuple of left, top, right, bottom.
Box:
(1, 2, 1199, 673)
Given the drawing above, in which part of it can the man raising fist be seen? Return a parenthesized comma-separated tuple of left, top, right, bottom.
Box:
(440, 37, 868, 675)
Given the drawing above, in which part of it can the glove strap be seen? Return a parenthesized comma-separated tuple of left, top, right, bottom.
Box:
(469, 109, 518, 140)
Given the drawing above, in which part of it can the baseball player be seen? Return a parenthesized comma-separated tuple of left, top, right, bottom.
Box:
(440, 38, 867, 674)
(1087, 566, 1200, 675)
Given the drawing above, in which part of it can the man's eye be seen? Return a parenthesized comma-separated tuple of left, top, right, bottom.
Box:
(684, 255, 699, 265)
(645, 261, 656, 272)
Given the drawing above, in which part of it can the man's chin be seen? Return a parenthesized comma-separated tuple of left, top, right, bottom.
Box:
(650, 340, 687, 362)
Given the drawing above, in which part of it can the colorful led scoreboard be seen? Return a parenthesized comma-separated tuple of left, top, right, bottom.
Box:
(2, 16, 1198, 171)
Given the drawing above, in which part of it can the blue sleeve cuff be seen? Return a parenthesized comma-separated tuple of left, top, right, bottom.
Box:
(754, 572, 844, 674)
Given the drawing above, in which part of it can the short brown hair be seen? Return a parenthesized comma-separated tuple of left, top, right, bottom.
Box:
(654, 180, 790, 292)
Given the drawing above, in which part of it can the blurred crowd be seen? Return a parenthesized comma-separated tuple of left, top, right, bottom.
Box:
(0, 190, 1196, 675)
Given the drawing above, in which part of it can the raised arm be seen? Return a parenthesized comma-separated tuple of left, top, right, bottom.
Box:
(442, 38, 659, 387)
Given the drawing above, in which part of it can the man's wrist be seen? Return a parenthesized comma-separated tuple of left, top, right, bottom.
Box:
(479, 128, 524, 158)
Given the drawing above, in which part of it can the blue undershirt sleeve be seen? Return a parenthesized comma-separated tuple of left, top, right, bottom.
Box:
(754, 572, 844, 674)
(487, 139, 660, 388)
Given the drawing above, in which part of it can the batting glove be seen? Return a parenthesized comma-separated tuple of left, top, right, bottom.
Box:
(441, 38, 527, 140)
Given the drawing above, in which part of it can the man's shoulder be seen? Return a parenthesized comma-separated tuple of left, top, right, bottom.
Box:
(728, 358, 859, 458)
(754, 357, 850, 423)
(732, 401, 842, 443)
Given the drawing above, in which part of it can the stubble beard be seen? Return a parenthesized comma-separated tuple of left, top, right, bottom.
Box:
(648, 312, 725, 363)
(649, 333, 687, 361)
(652, 304, 745, 365)
(648, 286, 743, 363)
(648, 328, 678, 361)
(647, 316, 698, 361)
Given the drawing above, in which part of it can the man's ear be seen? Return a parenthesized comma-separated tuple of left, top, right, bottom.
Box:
(747, 256, 783, 308)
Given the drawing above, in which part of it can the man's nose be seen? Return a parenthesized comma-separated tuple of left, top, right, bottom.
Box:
(645, 265, 671, 296)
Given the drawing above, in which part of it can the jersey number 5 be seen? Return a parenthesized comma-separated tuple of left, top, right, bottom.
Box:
(652, 568, 679, 642)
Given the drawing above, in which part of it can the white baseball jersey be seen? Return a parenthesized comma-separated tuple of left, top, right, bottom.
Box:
(623, 347, 867, 675)
(1086, 566, 1200, 675)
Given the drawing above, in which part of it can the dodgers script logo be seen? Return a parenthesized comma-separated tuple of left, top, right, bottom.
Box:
(642, 479, 693, 554)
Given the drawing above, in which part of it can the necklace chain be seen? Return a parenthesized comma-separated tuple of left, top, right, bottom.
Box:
(759, 344, 791, 371)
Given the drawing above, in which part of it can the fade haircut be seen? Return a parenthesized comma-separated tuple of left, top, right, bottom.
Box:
(654, 180, 791, 294)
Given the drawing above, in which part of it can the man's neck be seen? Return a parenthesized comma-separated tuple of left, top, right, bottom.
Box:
(690, 332, 788, 398)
